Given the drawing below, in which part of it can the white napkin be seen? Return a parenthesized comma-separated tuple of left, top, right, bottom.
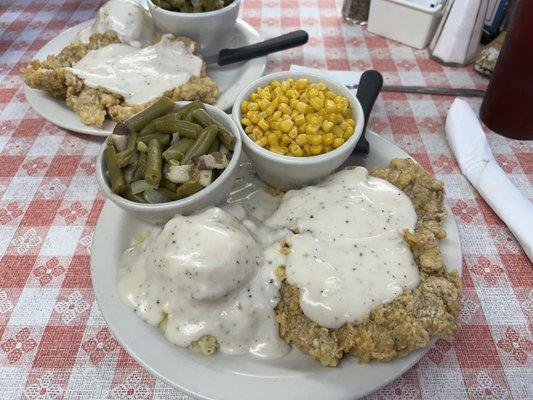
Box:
(289, 65, 362, 86)
(446, 99, 533, 261)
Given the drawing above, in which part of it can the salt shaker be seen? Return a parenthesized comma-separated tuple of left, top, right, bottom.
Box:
(342, 0, 371, 24)
(429, 0, 489, 66)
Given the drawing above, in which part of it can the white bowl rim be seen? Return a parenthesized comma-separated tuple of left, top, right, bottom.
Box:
(232, 70, 364, 166)
(147, 0, 242, 17)
(96, 101, 242, 213)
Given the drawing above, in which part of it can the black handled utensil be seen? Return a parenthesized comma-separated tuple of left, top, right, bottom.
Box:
(206, 30, 309, 66)
(354, 70, 383, 155)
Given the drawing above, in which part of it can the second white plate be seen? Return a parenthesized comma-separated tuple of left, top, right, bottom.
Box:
(24, 18, 266, 137)
(91, 131, 462, 400)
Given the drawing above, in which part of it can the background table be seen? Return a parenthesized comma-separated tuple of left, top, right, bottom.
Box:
(1, 0, 532, 399)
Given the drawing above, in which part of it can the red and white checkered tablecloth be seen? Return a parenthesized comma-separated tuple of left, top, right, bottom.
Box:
(1, 0, 532, 399)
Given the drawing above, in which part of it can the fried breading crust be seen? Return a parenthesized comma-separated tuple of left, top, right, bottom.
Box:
(275, 158, 462, 366)
(22, 31, 219, 127)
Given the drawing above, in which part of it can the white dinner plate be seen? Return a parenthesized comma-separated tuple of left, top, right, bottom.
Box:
(24, 18, 266, 137)
(91, 131, 462, 400)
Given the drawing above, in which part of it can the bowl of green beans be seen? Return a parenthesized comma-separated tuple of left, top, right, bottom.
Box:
(96, 98, 242, 222)
(147, 0, 241, 55)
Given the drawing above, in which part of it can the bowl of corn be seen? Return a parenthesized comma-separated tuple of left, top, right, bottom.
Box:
(232, 71, 364, 189)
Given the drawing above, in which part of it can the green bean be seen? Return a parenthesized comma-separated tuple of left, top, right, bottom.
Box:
(145, 139, 162, 187)
(175, 181, 204, 199)
(162, 138, 194, 162)
(124, 186, 146, 203)
(157, 187, 180, 201)
(180, 125, 217, 165)
(132, 152, 147, 182)
(126, 97, 174, 132)
(208, 137, 220, 154)
(114, 131, 138, 167)
(177, 100, 204, 119)
(138, 120, 158, 136)
(155, 119, 202, 138)
(137, 133, 170, 147)
(190, 109, 236, 150)
(161, 178, 177, 192)
(104, 146, 126, 194)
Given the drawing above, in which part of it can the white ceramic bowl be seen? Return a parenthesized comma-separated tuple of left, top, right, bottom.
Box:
(147, 0, 241, 56)
(96, 102, 242, 223)
(232, 71, 364, 190)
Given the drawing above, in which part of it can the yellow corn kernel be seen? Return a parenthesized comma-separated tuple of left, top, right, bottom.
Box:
(281, 80, 291, 91)
(279, 119, 294, 133)
(270, 145, 287, 155)
(309, 97, 324, 111)
(289, 98, 299, 108)
(341, 109, 352, 118)
(333, 125, 344, 137)
(323, 132, 334, 146)
(282, 114, 291, 121)
(270, 110, 282, 120)
(295, 134, 307, 146)
(290, 110, 299, 120)
(316, 82, 326, 91)
(258, 119, 270, 131)
(324, 145, 333, 153)
(289, 144, 303, 156)
(343, 127, 354, 140)
(270, 121, 279, 130)
(321, 120, 334, 132)
(271, 80, 281, 88)
(339, 120, 349, 131)
(278, 103, 292, 114)
(248, 112, 259, 124)
(306, 124, 319, 135)
(333, 137, 345, 148)
(286, 89, 299, 99)
(252, 127, 264, 137)
(258, 111, 269, 120)
(307, 88, 319, 98)
(288, 127, 298, 139)
(259, 90, 271, 101)
(240, 101, 249, 113)
(241, 117, 252, 127)
(258, 98, 270, 111)
(294, 114, 306, 127)
(295, 102, 308, 114)
(309, 144, 323, 155)
(303, 143, 311, 155)
(328, 113, 342, 124)
(247, 102, 259, 111)
(249, 133, 257, 141)
(326, 90, 337, 99)
(278, 96, 290, 104)
(273, 86, 284, 97)
(294, 78, 308, 90)
(267, 132, 279, 147)
(250, 93, 259, 101)
(346, 118, 355, 127)
(245, 125, 254, 134)
(299, 93, 309, 104)
(273, 130, 283, 138)
(297, 123, 307, 134)
(281, 134, 292, 145)
(308, 134, 323, 145)
(324, 99, 337, 114)
(255, 137, 268, 147)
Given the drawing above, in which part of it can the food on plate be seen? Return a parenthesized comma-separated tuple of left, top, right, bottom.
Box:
(77, 0, 156, 47)
(240, 78, 355, 156)
(22, 0, 218, 127)
(103, 99, 235, 203)
(117, 159, 461, 364)
(152, 0, 234, 13)
(117, 207, 290, 358)
(275, 159, 461, 366)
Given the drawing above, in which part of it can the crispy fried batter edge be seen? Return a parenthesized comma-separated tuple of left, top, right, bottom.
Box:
(274, 158, 462, 366)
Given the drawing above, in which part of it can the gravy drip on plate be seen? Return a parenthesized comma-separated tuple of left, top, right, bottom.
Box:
(117, 208, 289, 359)
(260, 167, 420, 329)
(77, 0, 156, 47)
(69, 34, 203, 105)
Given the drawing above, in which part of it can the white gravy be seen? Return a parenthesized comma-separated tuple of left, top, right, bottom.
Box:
(117, 208, 290, 358)
(77, 0, 156, 47)
(69, 34, 203, 105)
(259, 167, 419, 329)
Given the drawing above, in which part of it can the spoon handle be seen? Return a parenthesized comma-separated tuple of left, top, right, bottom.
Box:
(354, 70, 383, 155)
